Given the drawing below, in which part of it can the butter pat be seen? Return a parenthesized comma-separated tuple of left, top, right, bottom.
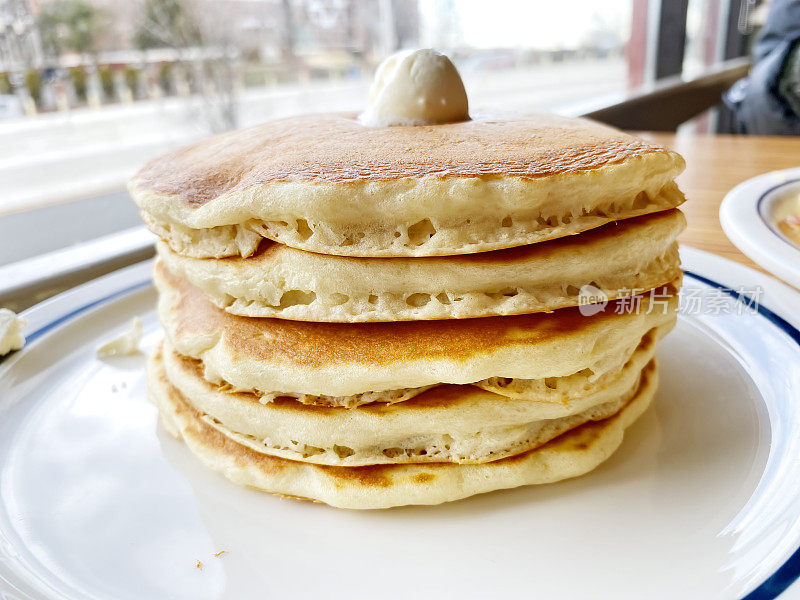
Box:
(0, 308, 25, 356)
(359, 48, 469, 126)
(96, 317, 143, 357)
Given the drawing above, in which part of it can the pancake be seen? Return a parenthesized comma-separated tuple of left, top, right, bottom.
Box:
(193, 319, 669, 411)
(130, 112, 686, 258)
(157, 209, 684, 322)
(475, 321, 664, 402)
(157, 333, 659, 465)
(155, 261, 679, 400)
(150, 348, 657, 509)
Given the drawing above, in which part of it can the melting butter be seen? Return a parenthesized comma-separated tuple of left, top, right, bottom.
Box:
(96, 317, 143, 357)
(359, 48, 469, 127)
(0, 308, 25, 356)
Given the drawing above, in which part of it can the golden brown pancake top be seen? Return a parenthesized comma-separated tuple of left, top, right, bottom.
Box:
(133, 112, 671, 205)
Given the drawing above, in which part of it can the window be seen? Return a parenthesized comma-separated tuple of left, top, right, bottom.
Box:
(0, 0, 752, 307)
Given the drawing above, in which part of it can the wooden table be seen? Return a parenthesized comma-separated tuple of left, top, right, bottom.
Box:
(642, 132, 800, 272)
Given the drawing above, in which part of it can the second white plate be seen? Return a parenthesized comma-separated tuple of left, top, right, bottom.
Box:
(720, 167, 800, 290)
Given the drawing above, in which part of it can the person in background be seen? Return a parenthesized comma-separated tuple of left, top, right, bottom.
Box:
(726, 0, 800, 135)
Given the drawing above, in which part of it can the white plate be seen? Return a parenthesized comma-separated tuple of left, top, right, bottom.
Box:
(2, 247, 800, 600)
(720, 167, 800, 290)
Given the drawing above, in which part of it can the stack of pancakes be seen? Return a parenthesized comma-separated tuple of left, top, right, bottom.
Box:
(131, 113, 686, 509)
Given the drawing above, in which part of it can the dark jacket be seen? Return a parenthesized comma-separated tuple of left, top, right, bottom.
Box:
(726, 0, 800, 135)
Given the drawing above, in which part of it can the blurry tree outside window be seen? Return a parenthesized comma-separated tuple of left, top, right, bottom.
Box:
(0, 0, 714, 226)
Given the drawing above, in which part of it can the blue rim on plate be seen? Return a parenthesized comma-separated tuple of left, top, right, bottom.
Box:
(687, 271, 800, 599)
(1, 270, 799, 600)
(0, 280, 150, 367)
